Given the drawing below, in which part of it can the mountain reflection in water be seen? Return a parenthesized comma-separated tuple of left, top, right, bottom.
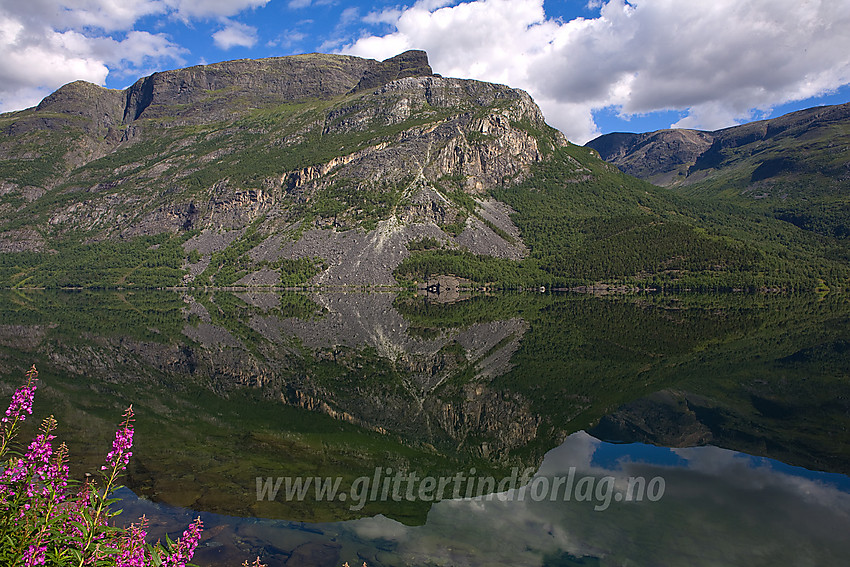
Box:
(1, 290, 849, 565)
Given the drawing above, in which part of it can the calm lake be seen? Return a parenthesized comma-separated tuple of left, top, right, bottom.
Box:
(1, 289, 849, 566)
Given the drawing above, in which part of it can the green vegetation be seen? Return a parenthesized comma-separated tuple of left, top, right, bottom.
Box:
(396, 248, 544, 286)
(0, 234, 185, 289)
(172, 99, 454, 195)
(594, 107, 850, 246)
(0, 127, 72, 189)
(274, 256, 325, 286)
(309, 178, 403, 230)
(406, 236, 443, 251)
(194, 225, 264, 287)
(439, 214, 468, 236)
(679, 150, 850, 242)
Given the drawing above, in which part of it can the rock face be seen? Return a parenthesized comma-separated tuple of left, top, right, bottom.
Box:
(586, 129, 714, 186)
(122, 50, 434, 123)
(35, 81, 127, 132)
(0, 50, 553, 281)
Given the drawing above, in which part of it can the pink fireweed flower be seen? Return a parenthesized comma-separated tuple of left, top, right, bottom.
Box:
(25, 432, 54, 466)
(47, 442, 70, 500)
(24, 433, 56, 501)
(103, 406, 134, 472)
(116, 515, 149, 567)
(59, 483, 99, 546)
(163, 517, 203, 567)
(21, 544, 47, 566)
(3, 365, 38, 425)
(0, 455, 28, 486)
(0, 417, 67, 505)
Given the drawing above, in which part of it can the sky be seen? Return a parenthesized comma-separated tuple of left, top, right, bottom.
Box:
(2, 0, 850, 144)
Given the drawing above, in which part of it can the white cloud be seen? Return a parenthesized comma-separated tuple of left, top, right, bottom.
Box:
(338, 6, 359, 25)
(413, 0, 459, 10)
(0, 20, 185, 111)
(0, 0, 269, 32)
(167, 0, 269, 19)
(0, 0, 269, 33)
(267, 30, 307, 50)
(286, 0, 335, 9)
(212, 20, 258, 49)
(342, 0, 850, 143)
(0, 0, 262, 112)
(2, 0, 165, 33)
(95, 31, 188, 76)
(363, 9, 404, 26)
(0, 26, 107, 94)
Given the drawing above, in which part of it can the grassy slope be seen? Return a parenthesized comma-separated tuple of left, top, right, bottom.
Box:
(675, 116, 850, 239)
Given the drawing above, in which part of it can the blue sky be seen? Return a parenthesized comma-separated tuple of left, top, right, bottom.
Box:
(2, 0, 850, 143)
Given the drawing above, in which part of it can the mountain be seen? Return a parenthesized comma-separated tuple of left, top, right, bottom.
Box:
(586, 103, 850, 240)
(0, 51, 847, 290)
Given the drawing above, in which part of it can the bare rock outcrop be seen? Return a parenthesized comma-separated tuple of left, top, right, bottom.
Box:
(0, 50, 555, 282)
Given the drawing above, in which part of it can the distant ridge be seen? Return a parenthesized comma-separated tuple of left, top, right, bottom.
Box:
(586, 102, 850, 187)
(586, 102, 850, 239)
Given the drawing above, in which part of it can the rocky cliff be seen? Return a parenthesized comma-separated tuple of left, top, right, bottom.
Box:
(0, 50, 549, 285)
(585, 129, 714, 186)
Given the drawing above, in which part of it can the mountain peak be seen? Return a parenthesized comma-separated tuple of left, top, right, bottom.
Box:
(353, 50, 434, 92)
(121, 50, 436, 123)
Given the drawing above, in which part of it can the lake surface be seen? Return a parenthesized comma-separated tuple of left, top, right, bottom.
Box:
(1, 289, 849, 566)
